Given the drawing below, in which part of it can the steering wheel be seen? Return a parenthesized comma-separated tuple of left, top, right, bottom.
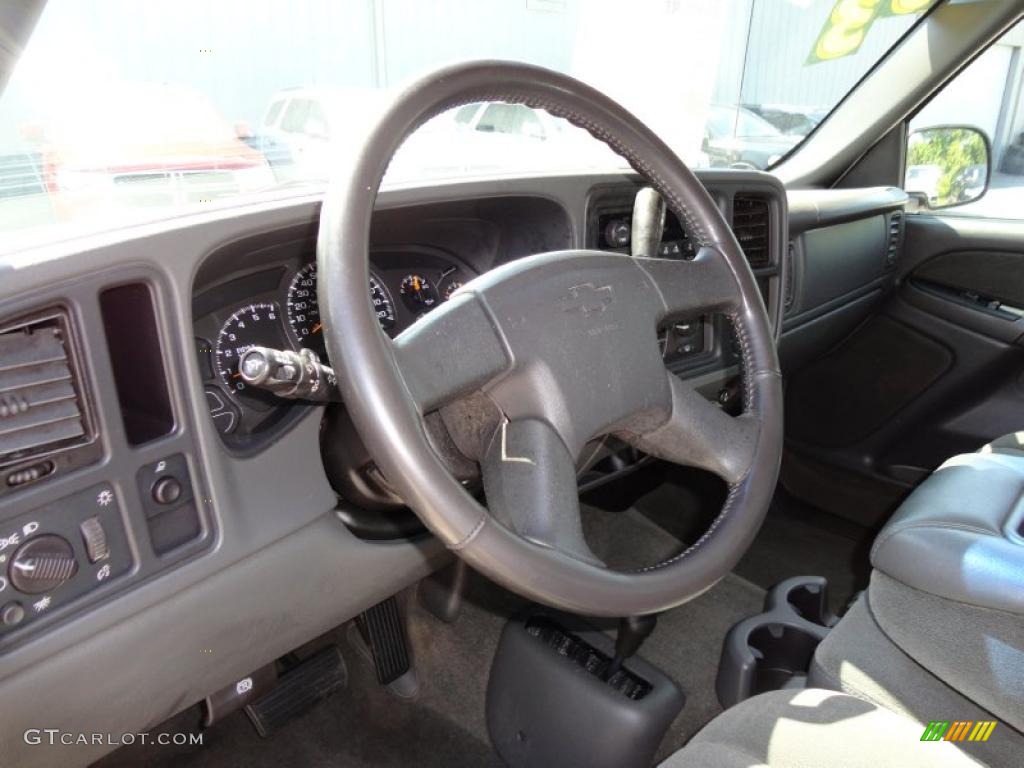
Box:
(318, 61, 782, 617)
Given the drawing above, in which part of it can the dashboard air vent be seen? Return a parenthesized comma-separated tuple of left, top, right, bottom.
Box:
(0, 312, 89, 466)
(886, 211, 903, 268)
(732, 195, 771, 268)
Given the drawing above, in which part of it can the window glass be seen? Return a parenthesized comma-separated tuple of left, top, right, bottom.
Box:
(908, 20, 1024, 218)
(280, 99, 312, 133)
(453, 103, 481, 125)
(0, 0, 936, 247)
(476, 104, 544, 138)
(263, 100, 284, 127)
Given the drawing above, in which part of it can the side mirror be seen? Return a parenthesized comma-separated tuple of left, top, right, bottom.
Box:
(905, 125, 991, 209)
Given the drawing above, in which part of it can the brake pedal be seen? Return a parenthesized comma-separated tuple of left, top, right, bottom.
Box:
(243, 645, 347, 737)
(356, 596, 412, 685)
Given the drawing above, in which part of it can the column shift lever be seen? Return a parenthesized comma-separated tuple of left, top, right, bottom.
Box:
(606, 614, 658, 678)
(631, 186, 666, 259)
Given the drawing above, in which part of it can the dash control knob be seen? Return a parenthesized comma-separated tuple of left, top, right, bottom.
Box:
(152, 476, 183, 505)
(8, 534, 78, 594)
(1, 601, 25, 627)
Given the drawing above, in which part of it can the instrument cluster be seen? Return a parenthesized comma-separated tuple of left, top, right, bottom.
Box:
(193, 249, 473, 449)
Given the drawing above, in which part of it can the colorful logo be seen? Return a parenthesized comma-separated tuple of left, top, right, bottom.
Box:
(808, 0, 934, 64)
(921, 721, 997, 742)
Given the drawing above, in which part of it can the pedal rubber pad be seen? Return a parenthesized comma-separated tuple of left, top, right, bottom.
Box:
(244, 645, 347, 737)
(357, 596, 411, 685)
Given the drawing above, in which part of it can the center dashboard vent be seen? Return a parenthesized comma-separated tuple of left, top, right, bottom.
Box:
(0, 311, 91, 467)
(732, 195, 771, 268)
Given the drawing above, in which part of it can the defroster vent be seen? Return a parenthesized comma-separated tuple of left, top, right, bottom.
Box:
(0, 311, 91, 466)
(732, 195, 771, 268)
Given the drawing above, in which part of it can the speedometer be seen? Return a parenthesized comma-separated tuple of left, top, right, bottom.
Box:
(288, 263, 396, 347)
(287, 263, 327, 359)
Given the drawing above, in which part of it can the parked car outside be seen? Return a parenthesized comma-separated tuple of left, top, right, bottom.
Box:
(27, 83, 275, 222)
(905, 163, 944, 206)
(703, 104, 801, 169)
(260, 90, 622, 183)
(0, 151, 54, 227)
(742, 103, 827, 136)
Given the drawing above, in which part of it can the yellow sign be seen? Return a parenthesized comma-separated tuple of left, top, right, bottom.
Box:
(808, 0, 933, 64)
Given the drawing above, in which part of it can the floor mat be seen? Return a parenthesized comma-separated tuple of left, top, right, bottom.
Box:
(616, 464, 874, 616)
(732, 493, 874, 616)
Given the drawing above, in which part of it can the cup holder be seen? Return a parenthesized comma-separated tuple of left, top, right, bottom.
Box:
(747, 623, 822, 694)
(716, 576, 835, 708)
(765, 575, 837, 628)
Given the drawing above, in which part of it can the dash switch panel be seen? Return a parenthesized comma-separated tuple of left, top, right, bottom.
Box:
(136, 454, 203, 555)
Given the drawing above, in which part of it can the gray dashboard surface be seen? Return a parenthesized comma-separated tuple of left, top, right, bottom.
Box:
(0, 168, 894, 766)
(787, 186, 906, 235)
(0, 190, 451, 768)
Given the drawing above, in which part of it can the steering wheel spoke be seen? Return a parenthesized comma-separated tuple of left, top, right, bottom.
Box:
(635, 246, 742, 319)
(481, 418, 602, 566)
(392, 292, 512, 412)
(625, 373, 758, 485)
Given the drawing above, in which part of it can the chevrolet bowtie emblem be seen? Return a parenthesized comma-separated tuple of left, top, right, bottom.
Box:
(560, 283, 614, 316)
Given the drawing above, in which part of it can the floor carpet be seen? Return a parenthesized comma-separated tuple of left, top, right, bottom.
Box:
(618, 464, 874, 616)
(95, 479, 865, 768)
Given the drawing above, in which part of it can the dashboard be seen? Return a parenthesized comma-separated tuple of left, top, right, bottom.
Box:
(192, 175, 790, 457)
(0, 166, 905, 768)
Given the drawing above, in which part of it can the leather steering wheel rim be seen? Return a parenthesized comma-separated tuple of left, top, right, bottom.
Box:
(317, 61, 783, 617)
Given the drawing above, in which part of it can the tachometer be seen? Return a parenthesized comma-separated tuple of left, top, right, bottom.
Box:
(287, 263, 327, 359)
(215, 302, 287, 408)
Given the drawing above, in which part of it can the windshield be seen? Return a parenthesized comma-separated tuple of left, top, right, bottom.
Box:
(0, 0, 934, 244)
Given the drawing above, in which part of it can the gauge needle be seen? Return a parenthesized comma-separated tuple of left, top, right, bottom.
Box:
(231, 372, 242, 379)
(412, 276, 421, 292)
(311, 322, 323, 334)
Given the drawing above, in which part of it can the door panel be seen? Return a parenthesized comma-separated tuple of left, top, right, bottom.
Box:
(783, 213, 1024, 525)
(913, 249, 1024, 311)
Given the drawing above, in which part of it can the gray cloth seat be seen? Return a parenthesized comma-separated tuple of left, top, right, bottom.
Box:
(865, 432, 1024, 733)
(869, 443, 1024, 616)
(662, 688, 985, 767)
(979, 430, 1024, 457)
